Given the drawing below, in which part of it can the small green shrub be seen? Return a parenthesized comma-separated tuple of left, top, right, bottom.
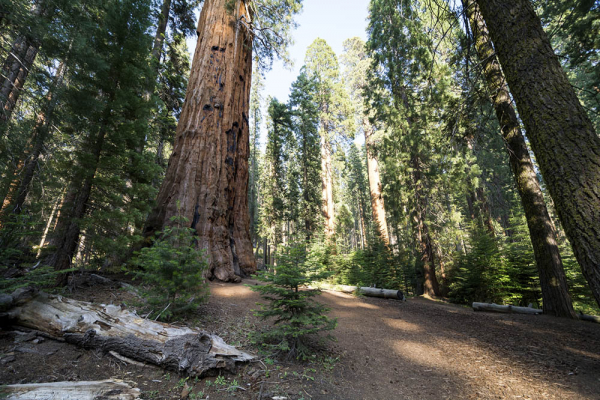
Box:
(130, 213, 209, 321)
(249, 242, 337, 360)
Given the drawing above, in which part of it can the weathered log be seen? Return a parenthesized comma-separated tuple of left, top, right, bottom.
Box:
(579, 313, 600, 324)
(1, 380, 140, 400)
(318, 283, 405, 301)
(472, 302, 542, 315)
(359, 287, 405, 300)
(2, 291, 254, 376)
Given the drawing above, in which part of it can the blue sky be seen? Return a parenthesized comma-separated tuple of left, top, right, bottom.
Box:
(262, 0, 370, 102)
(186, 1, 371, 145)
(188, 0, 370, 101)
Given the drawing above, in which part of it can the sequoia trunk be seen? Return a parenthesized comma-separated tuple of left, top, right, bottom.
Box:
(474, 0, 600, 307)
(365, 123, 390, 245)
(144, 0, 255, 281)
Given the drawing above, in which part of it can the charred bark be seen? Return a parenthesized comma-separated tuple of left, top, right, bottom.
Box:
(145, 0, 255, 282)
(465, 0, 577, 317)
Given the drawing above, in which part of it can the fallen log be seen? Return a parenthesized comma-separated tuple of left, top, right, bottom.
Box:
(1, 289, 254, 376)
(472, 302, 542, 315)
(579, 313, 600, 324)
(1, 380, 140, 400)
(318, 283, 405, 301)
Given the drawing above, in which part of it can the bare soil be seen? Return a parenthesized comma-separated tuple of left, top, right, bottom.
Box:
(1, 276, 599, 400)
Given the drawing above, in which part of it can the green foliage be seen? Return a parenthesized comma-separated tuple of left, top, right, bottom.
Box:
(448, 213, 542, 307)
(448, 226, 508, 304)
(245, 0, 304, 71)
(249, 242, 337, 360)
(130, 213, 209, 321)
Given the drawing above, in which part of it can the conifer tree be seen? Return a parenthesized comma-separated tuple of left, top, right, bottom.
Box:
(289, 70, 321, 240)
(341, 37, 390, 246)
(462, 0, 576, 318)
(475, 0, 600, 307)
(304, 38, 354, 240)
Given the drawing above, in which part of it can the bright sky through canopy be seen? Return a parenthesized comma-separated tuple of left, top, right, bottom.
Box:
(262, 0, 370, 102)
(188, 0, 370, 103)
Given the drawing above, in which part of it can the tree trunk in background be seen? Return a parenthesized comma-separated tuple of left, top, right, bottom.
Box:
(365, 123, 390, 245)
(0, 36, 38, 124)
(0, 60, 66, 223)
(48, 124, 107, 282)
(467, 0, 581, 316)
(144, 0, 255, 282)
(464, 136, 495, 235)
(411, 154, 440, 298)
(321, 132, 335, 238)
(151, 0, 172, 67)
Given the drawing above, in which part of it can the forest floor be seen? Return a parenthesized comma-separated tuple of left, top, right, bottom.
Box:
(1, 276, 599, 399)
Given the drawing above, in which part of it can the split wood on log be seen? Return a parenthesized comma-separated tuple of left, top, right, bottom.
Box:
(472, 302, 542, 315)
(318, 283, 405, 301)
(1, 380, 140, 400)
(1, 289, 254, 376)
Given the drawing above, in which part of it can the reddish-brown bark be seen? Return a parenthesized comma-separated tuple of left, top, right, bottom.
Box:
(364, 123, 390, 245)
(145, 0, 255, 281)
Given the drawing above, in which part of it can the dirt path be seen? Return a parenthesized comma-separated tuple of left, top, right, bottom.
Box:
(210, 280, 600, 399)
(1, 279, 599, 399)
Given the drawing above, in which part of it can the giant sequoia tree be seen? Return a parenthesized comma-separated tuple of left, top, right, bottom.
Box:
(144, 0, 302, 282)
(341, 37, 390, 246)
(475, 0, 600, 307)
(304, 38, 354, 240)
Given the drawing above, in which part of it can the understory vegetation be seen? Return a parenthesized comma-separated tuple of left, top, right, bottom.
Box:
(0, 0, 599, 334)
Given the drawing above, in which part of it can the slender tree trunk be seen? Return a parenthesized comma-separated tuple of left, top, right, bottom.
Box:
(475, 0, 600, 308)
(357, 195, 366, 249)
(0, 60, 66, 224)
(411, 154, 440, 298)
(151, 0, 172, 68)
(465, 0, 577, 317)
(0, 36, 35, 123)
(364, 122, 390, 245)
(321, 132, 335, 238)
(48, 124, 107, 281)
(37, 190, 63, 257)
(144, 0, 255, 282)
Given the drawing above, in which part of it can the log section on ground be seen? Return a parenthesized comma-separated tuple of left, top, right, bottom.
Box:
(1, 380, 140, 400)
(1, 290, 254, 376)
(578, 313, 600, 324)
(472, 302, 542, 315)
(318, 283, 405, 300)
